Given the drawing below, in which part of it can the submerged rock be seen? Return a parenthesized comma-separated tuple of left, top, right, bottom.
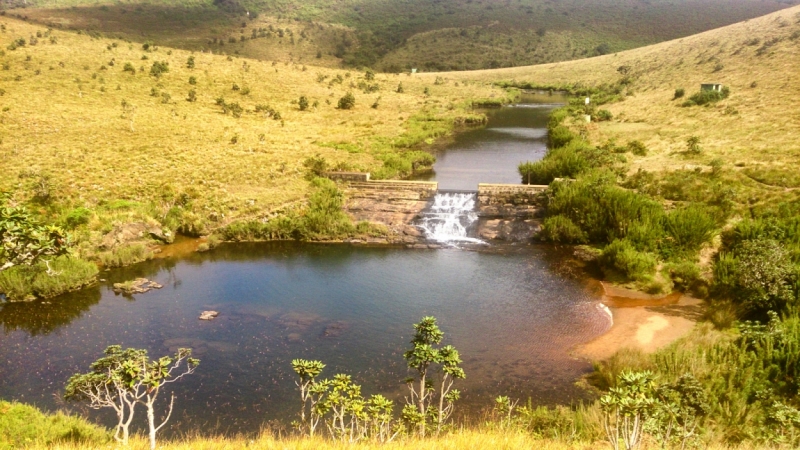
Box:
(112, 278, 163, 294)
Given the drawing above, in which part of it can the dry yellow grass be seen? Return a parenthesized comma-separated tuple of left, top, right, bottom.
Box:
(0, 17, 502, 224)
(435, 5, 800, 178)
(16, 430, 784, 450)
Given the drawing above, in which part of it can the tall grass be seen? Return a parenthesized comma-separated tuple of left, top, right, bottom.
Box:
(96, 244, 154, 268)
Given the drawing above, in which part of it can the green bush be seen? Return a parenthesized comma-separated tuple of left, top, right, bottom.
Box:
(666, 260, 702, 291)
(548, 125, 575, 148)
(337, 92, 355, 110)
(599, 239, 658, 282)
(663, 205, 717, 254)
(682, 87, 730, 106)
(0, 400, 110, 447)
(298, 95, 309, 111)
(63, 207, 92, 229)
(538, 215, 587, 244)
(149, 61, 169, 78)
(673, 88, 685, 99)
(626, 140, 648, 156)
(0, 256, 98, 301)
(594, 109, 613, 121)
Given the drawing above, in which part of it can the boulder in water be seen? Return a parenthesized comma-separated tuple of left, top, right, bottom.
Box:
(199, 310, 219, 320)
(113, 278, 163, 294)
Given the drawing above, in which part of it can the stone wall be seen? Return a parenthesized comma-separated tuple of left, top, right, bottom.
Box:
(477, 183, 548, 206)
(325, 171, 371, 182)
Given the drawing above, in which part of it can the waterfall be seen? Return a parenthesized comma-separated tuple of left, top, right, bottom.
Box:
(417, 192, 486, 245)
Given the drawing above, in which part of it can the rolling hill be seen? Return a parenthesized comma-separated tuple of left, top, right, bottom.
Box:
(3, 0, 795, 71)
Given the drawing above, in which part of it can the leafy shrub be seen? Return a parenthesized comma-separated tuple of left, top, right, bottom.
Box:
(595, 109, 613, 121)
(188, 76, 197, 85)
(186, 55, 195, 69)
(303, 154, 328, 179)
(63, 207, 92, 229)
(673, 88, 685, 99)
(548, 125, 575, 148)
(122, 62, 135, 74)
(600, 239, 658, 282)
(666, 260, 702, 291)
(186, 89, 197, 102)
(626, 140, 648, 156)
(149, 61, 169, 78)
(298, 95, 309, 111)
(337, 92, 355, 109)
(682, 87, 730, 106)
(686, 136, 702, 154)
(538, 215, 587, 244)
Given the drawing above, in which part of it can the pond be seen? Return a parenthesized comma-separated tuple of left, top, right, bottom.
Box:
(0, 93, 610, 436)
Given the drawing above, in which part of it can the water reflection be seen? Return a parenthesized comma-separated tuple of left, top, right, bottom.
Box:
(0, 287, 101, 336)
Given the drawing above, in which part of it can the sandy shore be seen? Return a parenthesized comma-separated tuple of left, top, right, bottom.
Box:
(574, 283, 704, 361)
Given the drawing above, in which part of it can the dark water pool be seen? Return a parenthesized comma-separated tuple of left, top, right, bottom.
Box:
(0, 243, 608, 435)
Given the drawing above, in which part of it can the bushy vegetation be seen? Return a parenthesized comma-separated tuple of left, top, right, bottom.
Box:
(0, 400, 109, 448)
(218, 178, 386, 242)
(682, 87, 730, 107)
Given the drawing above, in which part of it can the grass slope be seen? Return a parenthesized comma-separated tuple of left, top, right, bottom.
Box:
(442, 5, 800, 189)
(3, 0, 794, 70)
(0, 16, 500, 226)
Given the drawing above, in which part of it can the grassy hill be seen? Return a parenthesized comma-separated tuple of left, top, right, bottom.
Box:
(3, 0, 794, 71)
(0, 14, 506, 299)
(440, 5, 800, 198)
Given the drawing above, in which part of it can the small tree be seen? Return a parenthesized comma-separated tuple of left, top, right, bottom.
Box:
(600, 370, 658, 450)
(686, 136, 702, 154)
(186, 55, 195, 69)
(0, 195, 69, 273)
(298, 95, 309, 111)
(292, 359, 327, 436)
(337, 92, 355, 110)
(65, 345, 199, 450)
(402, 316, 465, 436)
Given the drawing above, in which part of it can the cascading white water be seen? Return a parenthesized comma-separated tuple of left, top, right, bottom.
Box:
(417, 192, 486, 244)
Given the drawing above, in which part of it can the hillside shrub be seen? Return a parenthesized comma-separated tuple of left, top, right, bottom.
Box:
(186, 55, 195, 69)
(538, 215, 587, 244)
(298, 95, 309, 111)
(682, 87, 730, 106)
(186, 89, 196, 102)
(548, 125, 575, 148)
(595, 109, 613, 122)
(149, 61, 169, 78)
(547, 173, 666, 245)
(600, 239, 658, 282)
(626, 140, 648, 156)
(666, 260, 702, 292)
(673, 88, 685, 99)
(663, 205, 717, 254)
(188, 76, 197, 85)
(122, 62, 135, 74)
(337, 92, 355, 109)
(63, 207, 92, 229)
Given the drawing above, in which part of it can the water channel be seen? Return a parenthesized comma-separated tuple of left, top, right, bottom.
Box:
(0, 92, 611, 436)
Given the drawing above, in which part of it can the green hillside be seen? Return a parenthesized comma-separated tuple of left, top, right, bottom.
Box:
(4, 0, 795, 70)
